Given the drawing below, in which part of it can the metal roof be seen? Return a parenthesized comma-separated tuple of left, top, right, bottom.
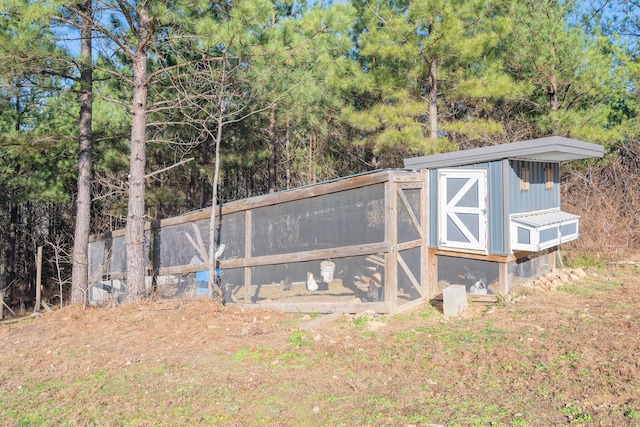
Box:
(511, 210, 579, 228)
(403, 136, 604, 169)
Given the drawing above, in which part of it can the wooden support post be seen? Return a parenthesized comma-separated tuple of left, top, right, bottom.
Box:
(150, 220, 161, 293)
(427, 249, 438, 297)
(244, 210, 252, 303)
(34, 246, 42, 313)
(385, 181, 398, 313)
(421, 170, 429, 299)
(498, 261, 509, 295)
(102, 231, 113, 280)
(552, 249, 561, 269)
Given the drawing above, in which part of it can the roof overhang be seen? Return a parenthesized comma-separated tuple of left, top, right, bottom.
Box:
(404, 136, 604, 170)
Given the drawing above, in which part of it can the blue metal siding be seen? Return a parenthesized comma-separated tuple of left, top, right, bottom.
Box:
(508, 160, 560, 214)
(429, 159, 561, 255)
(487, 161, 505, 254)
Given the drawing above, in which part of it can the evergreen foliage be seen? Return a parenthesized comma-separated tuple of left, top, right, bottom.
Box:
(0, 0, 638, 306)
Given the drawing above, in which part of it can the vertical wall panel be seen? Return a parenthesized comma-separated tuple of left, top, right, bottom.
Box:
(508, 160, 559, 214)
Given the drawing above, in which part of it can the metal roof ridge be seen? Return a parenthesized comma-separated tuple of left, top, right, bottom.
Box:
(403, 136, 604, 169)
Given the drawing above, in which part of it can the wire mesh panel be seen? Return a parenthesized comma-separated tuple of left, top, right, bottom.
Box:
(398, 188, 422, 243)
(507, 250, 554, 292)
(157, 219, 211, 269)
(88, 237, 128, 304)
(87, 170, 431, 312)
(88, 240, 105, 281)
(110, 235, 127, 275)
(88, 279, 126, 303)
(238, 255, 386, 304)
(217, 211, 246, 260)
(436, 255, 500, 295)
(250, 184, 386, 257)
(152, 273, 194, 298)
(397, 247, 422, 304)
(218, 267, 244, 301)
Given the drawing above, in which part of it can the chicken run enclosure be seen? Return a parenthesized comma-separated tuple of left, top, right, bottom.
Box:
(89, 170, 430, 314)
(88, 137, 604, 314)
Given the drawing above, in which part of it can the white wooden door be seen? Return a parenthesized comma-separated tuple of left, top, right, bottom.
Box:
(438, 169, 488, 252)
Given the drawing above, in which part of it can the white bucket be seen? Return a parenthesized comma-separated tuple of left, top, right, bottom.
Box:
(320, 261, 335, 282)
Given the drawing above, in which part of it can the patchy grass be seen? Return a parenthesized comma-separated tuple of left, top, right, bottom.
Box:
(1, 265, 640, 425)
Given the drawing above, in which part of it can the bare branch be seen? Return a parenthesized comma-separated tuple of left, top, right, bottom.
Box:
(144, 157, 194, 180)
(63, 3, 134, 61)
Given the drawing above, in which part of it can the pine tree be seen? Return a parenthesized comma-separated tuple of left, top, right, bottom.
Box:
(347, 0, 514, 158)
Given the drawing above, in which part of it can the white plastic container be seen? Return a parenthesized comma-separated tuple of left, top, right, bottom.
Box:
(320, 261, 336, 282)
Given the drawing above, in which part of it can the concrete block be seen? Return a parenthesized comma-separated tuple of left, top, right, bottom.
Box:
(443, 285, 467, 317)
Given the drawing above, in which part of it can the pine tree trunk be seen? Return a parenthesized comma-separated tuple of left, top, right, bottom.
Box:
(549, 72, 558, 130)
(548, 41, 559, 134)
(6, 90, 20, 298)
(549, 40, 559, 112)
(71, 0, 93, 305)
(549, 76, 558, 111)
(207, 59, 227, 302)
(125, 7, 152, 301)
(267, 104, 277, 193)
(428, 59, 438, 140)
(5, 203, 17, 295)
(198, 131, 211, 209)
(285, 118, 291, 190)
(308, 133, 313, 183)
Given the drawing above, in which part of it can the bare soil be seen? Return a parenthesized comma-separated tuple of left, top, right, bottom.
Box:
(1, 262, 640, 426)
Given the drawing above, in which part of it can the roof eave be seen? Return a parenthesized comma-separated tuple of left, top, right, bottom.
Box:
(403, 136, 604, 169)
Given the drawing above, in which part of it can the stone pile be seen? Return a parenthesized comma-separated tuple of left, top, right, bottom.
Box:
(506, 267, 588, 302)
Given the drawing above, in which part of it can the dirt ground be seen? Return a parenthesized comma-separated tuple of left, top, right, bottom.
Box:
(1, 261, 640, 426)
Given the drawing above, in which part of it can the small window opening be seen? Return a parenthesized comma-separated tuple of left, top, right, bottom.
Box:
(545, 168, 554, 190)
(520, 167, 530, 191)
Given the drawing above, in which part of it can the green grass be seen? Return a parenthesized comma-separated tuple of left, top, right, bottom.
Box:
(286, 330, 309, 347)
(231, 346, 269, 361)
(559, 403, 592, 423)
(392, 330, 418, 341)
(353, 315, 369, 328)
(557, 284, 590, 295)
(558, 275, 623, 296)
(2, 264, 639, 426)
(565, 255, 603, 268)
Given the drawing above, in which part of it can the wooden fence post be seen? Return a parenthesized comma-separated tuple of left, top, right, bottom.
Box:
(34, 246, 42, 313)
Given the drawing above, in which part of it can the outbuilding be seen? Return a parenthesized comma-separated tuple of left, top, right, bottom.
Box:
(88, 136, 603, 312)
(404, 135, 603, 298)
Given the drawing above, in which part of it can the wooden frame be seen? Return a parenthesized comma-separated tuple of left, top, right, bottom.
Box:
(88, 170, 429, 314)
(427, 246, 562, 302)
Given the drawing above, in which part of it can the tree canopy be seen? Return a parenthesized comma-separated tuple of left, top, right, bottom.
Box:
(0, 0, 638, 305)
